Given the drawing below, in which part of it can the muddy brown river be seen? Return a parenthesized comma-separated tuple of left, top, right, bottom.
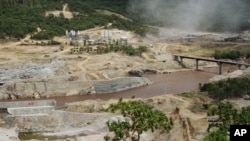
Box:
(53, 70, 215, 107)
(1, 65, 238, 107)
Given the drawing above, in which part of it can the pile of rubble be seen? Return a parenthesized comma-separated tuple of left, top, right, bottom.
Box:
(0, 58, 65, 84)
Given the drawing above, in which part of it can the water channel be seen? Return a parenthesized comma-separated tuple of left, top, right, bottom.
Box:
(1, 65, 238, 107)
(53, 70, 214, 107)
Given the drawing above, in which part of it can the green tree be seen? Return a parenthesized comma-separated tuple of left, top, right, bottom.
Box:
(204, 102, 250, 141)
(104, 99, 173, 141)
(202, 130, 228, 141)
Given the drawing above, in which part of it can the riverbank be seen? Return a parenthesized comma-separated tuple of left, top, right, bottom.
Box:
(0, 70, 214, 107)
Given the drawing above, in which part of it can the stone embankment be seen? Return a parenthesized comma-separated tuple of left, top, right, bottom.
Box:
(0, 77, 152, 100)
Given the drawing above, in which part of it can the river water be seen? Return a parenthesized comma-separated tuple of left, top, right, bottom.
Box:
(1, 65, 238, 107)
(53, 70, 214, 107)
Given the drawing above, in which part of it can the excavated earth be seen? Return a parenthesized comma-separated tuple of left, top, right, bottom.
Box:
(0, 28, 250, 141)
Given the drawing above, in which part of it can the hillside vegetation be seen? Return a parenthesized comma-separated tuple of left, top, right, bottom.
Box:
(1, 0, 250, 40)
(0, 0, 155, 39)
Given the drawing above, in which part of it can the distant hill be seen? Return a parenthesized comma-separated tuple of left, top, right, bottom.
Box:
(1, 0, 250, 40)
(0, 0, 155, 40)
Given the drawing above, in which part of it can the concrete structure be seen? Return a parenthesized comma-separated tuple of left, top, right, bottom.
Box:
(173, 54, 250, 74)
(66, 30, 81, 42)
(101, 30, 112, 39)
(0, 100, 56, 115)
(94, 77, 151, 93)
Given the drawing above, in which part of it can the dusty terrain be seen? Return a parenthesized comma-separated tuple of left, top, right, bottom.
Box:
(0, 28, 203, 100)
(0, 27, 250, 141)
(0, 94, 211, 141)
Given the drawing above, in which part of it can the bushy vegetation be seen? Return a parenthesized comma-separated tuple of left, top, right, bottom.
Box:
(214, 50, 241, 60)
(105, 98, 173, 141)
(207, 44, 250, 60)
(76, 44, 148, 56)
(200, 77, 250, 100)
(121, 45, 148, 56)
(202, 102, 250, 141)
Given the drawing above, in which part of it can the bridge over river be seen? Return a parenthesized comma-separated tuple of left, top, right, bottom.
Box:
(173, 54, 250, 74)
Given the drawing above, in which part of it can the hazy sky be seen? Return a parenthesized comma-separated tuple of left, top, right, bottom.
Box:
(127, 0, 248, 31)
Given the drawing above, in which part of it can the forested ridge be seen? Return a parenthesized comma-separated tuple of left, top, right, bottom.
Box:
(0, 0, 150, 39)
(1, 0, 250, 39)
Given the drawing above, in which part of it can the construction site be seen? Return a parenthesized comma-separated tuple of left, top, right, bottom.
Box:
(66, 29, 129, 54)
(0, 26, 250, 140)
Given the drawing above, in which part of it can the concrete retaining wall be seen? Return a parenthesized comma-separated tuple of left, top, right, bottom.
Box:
(7, 106, 55, 115)
(0, 100, 56, 108)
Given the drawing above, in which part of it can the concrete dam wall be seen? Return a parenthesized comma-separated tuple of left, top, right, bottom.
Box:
(0, 100, 56, 115)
